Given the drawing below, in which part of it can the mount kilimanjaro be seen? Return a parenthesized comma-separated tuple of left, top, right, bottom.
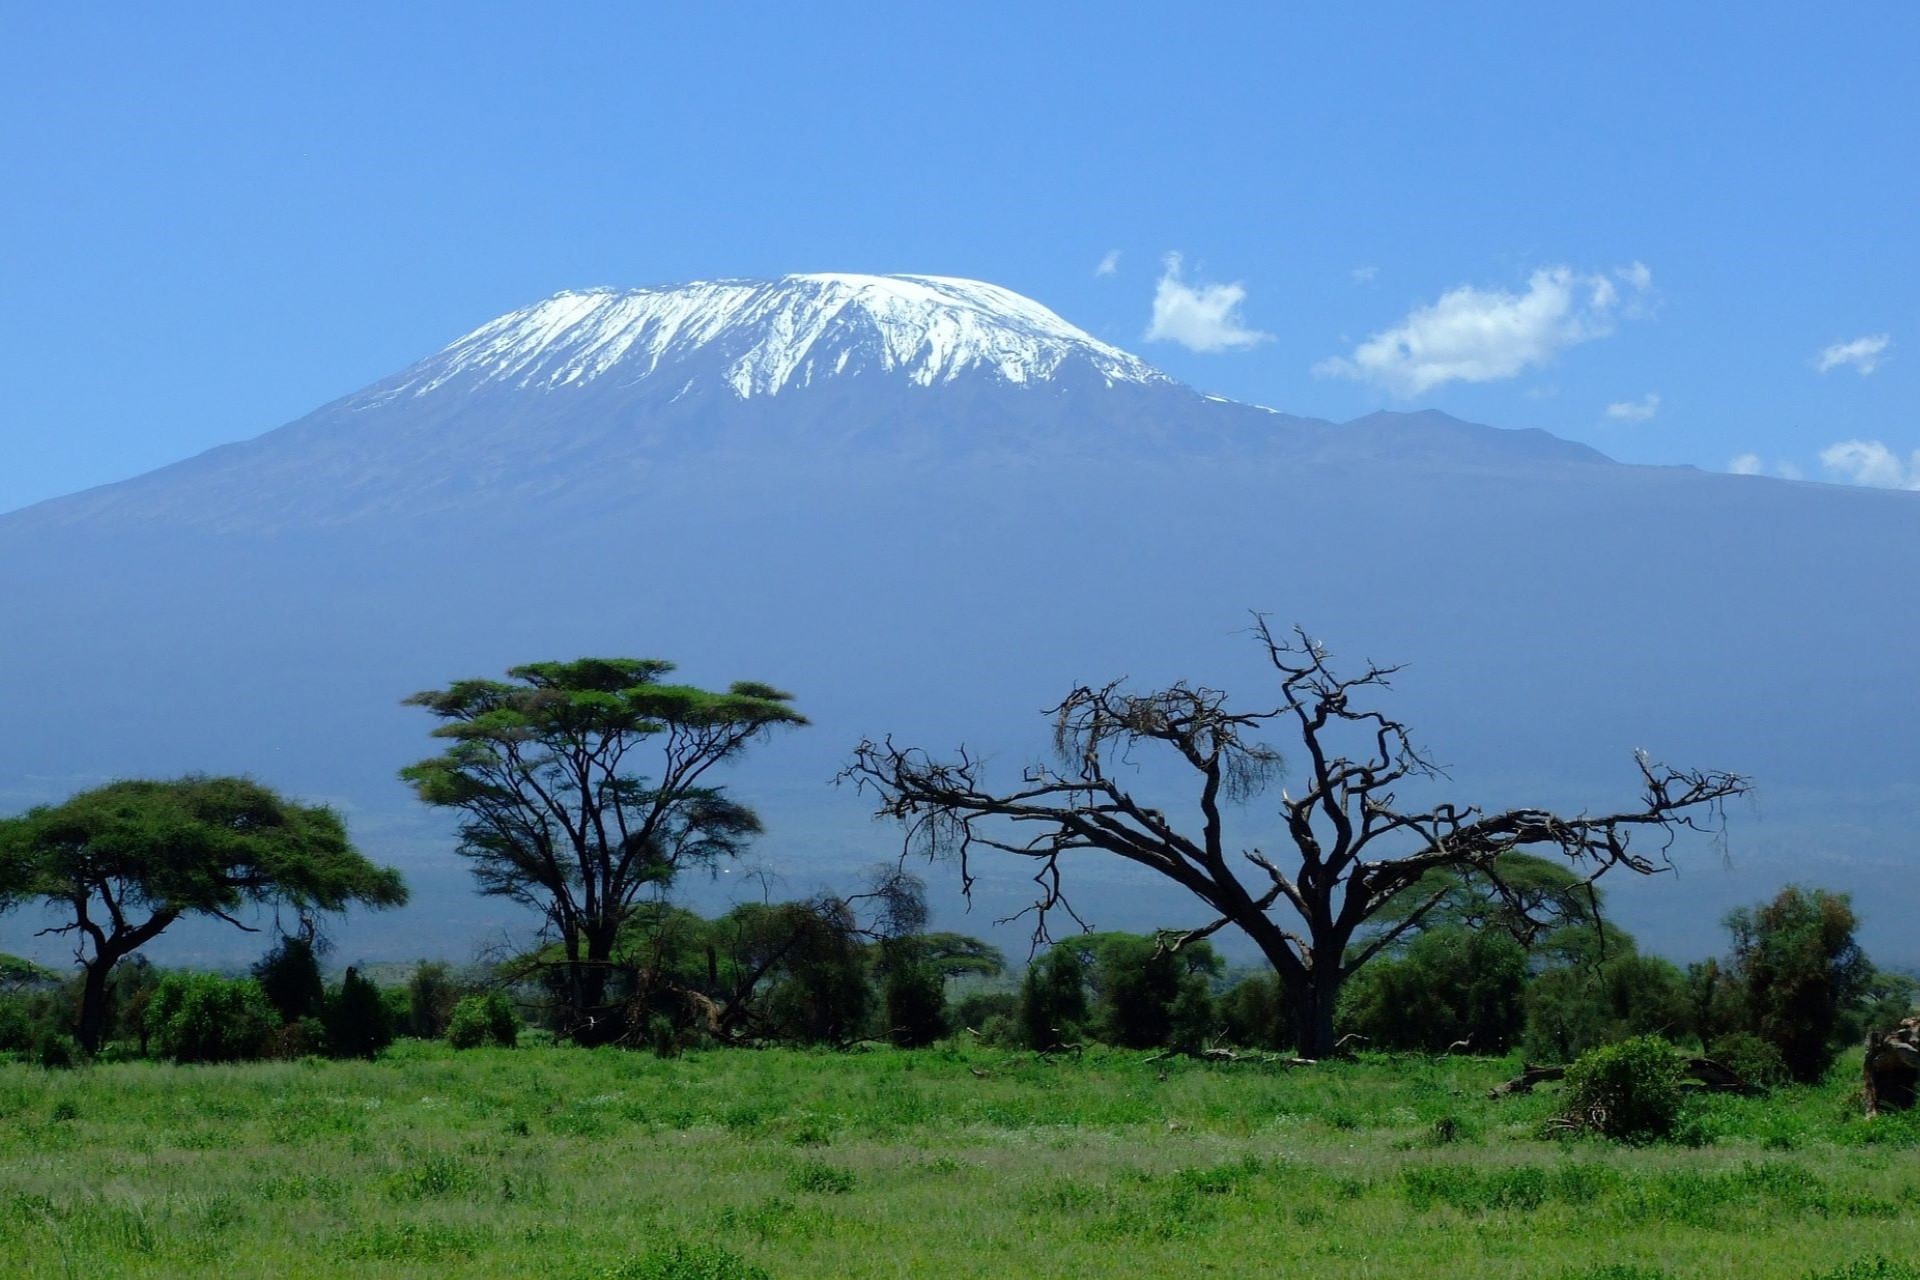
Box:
(1, 273, 1915, 964)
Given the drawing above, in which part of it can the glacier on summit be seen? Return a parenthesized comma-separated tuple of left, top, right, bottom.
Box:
(358, 273, 1173, 405)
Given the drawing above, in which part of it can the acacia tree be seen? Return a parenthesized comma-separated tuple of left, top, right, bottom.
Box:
(401, 658, 805, 1041)
(0, 776, 407, 1053)
(845, 620, 1747, 1058)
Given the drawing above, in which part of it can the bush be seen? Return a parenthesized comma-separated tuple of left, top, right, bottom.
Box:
(324, 967, 395, 1059)
(268, 1016, 330, 1059)
(147, 973, 275, 1063)
(1220, 974, 1284, 1049)
(1560, 1035, 1685, 1142)
(446, 992, 519, 1049)
(882, 957, 948, 1048)
(1524, 951, 1692, 1062)
(1018, 946, 1088, 1049)
(407, 961, 461, 1038)
(1708, 1030, 1790, 1091)
(252, 936, 325, 1024)
(33, 1030, 80, 1070)
(1342, 926, 1528, 1053)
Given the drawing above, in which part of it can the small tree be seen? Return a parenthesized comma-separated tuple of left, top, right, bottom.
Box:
(402, 659, 804, 1041)
(847, 622, 1747, 1057)
(1725, 886, 1872, 1083)
(407, 962, 462, 1039)
(254, 934, 326, 1025)
(1018, 945, 1089, 1049)
(324, 966, 394, 1059)
(0, 777, 406, 1053)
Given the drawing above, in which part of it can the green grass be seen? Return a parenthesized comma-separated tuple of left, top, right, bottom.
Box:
(1, 1042, 1918, 1277)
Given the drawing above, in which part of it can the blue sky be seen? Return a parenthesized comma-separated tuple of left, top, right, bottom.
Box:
(2, 2, 1914, 512)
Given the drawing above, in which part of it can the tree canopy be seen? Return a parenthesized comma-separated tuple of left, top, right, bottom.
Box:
(0, 775, 406, 1051)
(401, 657, 805, 1041)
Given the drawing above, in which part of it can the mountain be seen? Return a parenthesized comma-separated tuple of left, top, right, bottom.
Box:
(1, 274, 1916, 967)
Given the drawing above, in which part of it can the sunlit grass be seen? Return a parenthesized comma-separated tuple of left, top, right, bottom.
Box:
(0, 1042, 1916, 1277)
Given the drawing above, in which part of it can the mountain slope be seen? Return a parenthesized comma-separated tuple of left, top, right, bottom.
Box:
(0, 273, 1913, 967)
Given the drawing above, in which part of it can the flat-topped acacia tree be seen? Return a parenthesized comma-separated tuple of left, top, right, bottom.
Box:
(401, 658, 806, 1041)
(845, 619, 1749, 1058)
(0, 776, 407, 1053)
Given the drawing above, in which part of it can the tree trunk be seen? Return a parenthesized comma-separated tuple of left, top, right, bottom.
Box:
(1286, 964, 1342, 1059)
(75, 957, 117, 1056)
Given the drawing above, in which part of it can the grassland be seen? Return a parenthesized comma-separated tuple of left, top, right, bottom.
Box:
(1, 1042, 1917, 1279)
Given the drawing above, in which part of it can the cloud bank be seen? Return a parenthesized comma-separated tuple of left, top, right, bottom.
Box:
(1145, 253, 1271, 353)
(1315, 263, 1653, 397)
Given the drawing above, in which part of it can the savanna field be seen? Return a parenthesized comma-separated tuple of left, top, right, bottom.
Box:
(3, 1043, 1918, 1280)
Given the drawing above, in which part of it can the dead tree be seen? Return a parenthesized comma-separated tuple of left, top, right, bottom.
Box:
(843, 619, 1747, 1059)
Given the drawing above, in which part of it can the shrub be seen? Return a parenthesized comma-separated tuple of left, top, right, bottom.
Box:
(950, 989, 1016, 1034)
(324, 967, 395, 1059)
(1342, 926, 1528, 1053)
(268, 1016, 330, 1059)
(1560, 1035, 1685, 1142)
(1018, 946, 1088, 1049)
(445, 992, 519, 1049)
(147, 973, 275, 1063)
(1524, 951, 1693, 1062)
(882, 957, 948, 1048)
(1708, 1030, 1790, 1091)
(1220, 973, 1284, 1049)
(252, 936, 325, 1024)
(33, 1030, 80, 1070)
(406, 961, 461, 1038)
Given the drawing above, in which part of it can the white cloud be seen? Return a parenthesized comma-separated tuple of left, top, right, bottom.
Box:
(1776, 461, 1804, 482)
(1819, 439, 1920, 489)
(1095, 250, 1121, 278)
(1814, 334, 1891, 375)
(1145, 253, 1271, 353)
(1314, 263, 1652, 396)
(1351, 265, 1378, 285)
(1605, 392, 1660, 422)
(1728, 453, 1764, 476)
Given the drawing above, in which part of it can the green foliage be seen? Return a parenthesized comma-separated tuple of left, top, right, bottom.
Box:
(147, 973, 274, 1063)
(1803, 1261, 1920, 1280)
(1561, 1035, 1686, 1142)
(1219, 973, 1284, 1049)
(1709, 1030, 1790, 1091)
(1063, 932, 1221, 1051)
(1725, 886, 1873, 1083)
(1340, 926, 1528, 1053)
(401, 658, 804, 1039)
(881, 954, 948, 1048)
(600, 1241, 772, 1280)
(406, 961, 462, 1038)
(252, 935, 326, 1024)
(1524, 949, 1692, 1062)
(1018, 945, 1088, 1048)
(446, 992, 519, 1049)
(323, 968, 394, 1059)
(0, 775, 406, 1051)
(33, 1029, 80, 1069)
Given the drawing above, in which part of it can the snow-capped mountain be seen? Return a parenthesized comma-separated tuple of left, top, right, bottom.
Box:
(2, 273, 1595, 534)
(358, 274, 1173, 404)
(1, 272, 1916, 968)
